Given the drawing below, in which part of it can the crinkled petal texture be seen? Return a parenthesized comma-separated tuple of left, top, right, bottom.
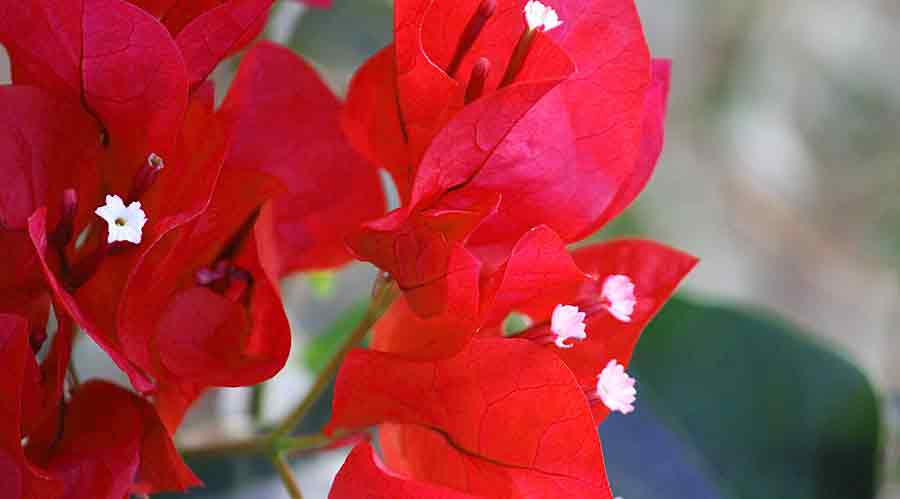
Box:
(392, 0, 576, 169)
(0, 0, 191, 197)
(348, 187, 499, 317)
(483, 226, 697, 422)
(330, 441, 479, 499)
(175, 0, 276, 90)
(81, 0, 190, 193)
(347, 0, 661, 313)
(327, 338, 613, 498)
(220, 42, 385, 275)
(341, 45, 412, 200)
(370, 244, 482, 359)
(593, 58, 672, 226)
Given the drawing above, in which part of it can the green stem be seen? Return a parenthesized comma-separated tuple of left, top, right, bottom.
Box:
(178, 275, 398, 499)
(269, 276, 398, 441)
(180, 435, 268, 460)
(272, 453, 304, 499)
(181, 431, 350, 460)
(250, 383, 265, 425)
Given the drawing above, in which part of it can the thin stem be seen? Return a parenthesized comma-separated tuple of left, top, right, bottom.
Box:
(283, 430, 366, 459)
(269, 276, 398, 441)
(181, 432, 348, 460)
(272, 453, 304, 499)
(180, 436, 268, 460)
(250, 383, 265, 425)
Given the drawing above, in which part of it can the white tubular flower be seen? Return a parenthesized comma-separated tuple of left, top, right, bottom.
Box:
(596, 359, 637, 414)
(95, 194, 147, 244)
(601, 274, 636, 323)
(550, 304, 587, 349)
(524, 0, 563, 32)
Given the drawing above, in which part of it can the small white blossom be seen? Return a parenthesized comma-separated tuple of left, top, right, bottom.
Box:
(524, 0, 563, 32)
(94, 194, 147, 244)
(596, 359, 637, 414)
(550, 304, 586, 349)
(601, 274, 636, 322)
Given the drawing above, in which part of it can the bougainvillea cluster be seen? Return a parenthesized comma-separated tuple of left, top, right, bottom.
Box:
(0, 0, 695, 498)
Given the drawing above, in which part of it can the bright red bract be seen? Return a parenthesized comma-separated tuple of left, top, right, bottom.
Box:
(0, 0, 695, 496)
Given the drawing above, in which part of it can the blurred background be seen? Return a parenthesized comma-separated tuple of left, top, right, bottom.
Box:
(6, 0, 896, 497)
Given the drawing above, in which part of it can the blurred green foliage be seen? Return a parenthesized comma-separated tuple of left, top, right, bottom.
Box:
(305, 271, 338, 300)
(302, 300, 369, 373)
(603, 296, 882, 499)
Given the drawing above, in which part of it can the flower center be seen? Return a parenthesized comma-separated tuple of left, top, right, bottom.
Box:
(94, 194, 147, 245)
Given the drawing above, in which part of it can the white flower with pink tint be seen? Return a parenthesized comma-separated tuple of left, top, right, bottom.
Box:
(550, 304, 586, 349)
(601, 274, 636, 322)
(596, 359, 637, 414)
(524, 1, 563, 32)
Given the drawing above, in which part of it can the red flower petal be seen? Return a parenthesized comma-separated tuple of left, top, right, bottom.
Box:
(0, 85, 100, 232)
(27, 208, 156, 393)
(82, 0, 189, 194)
(118, 174, 290, 397)
(0, 314, 63, 499)
(326, 338, 613, 497)
(330, 441, 479, 499)
(126, 0, 179, 18)
(595, 58, 673, 226)
(0, 0, 83, 100)
(342, 45, 413, 200)
(20, 313, 74, 437)
(481, 225, 588, 327)
(176, 0, 275, 91)
(220, 42, 386, 274)
(564, 238, 697, 421)
(348, 189, 498, 317)
(379, 423, 613, 498)
(371, 244, 481, 359)
(0, 231, 51, 342)
(29, 381, 200, 498)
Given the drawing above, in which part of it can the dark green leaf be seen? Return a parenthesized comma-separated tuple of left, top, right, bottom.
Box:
(601, 296, 882, 499)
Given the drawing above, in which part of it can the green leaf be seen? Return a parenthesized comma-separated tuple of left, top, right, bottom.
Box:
(602, 296, 882, 499)
(302, 300, 369, 373)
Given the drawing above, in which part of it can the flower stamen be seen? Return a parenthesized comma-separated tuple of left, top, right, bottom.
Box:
(465, 57, 491, 103)
(601, 274, 636, 322)
(499, 2, 562, 87)
(446, 0, 497, 77)
(549, 304, 587, 348)
(592, 359, 636, 414)
(129, 153, 165, 201)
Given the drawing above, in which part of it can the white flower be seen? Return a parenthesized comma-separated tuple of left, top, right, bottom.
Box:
(601, 274, 636, 323)
(596, 359, 637, 414)
(94, 194, 147, 244)
(524, 0, 563, 32)
(550, 304, 586, 349)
